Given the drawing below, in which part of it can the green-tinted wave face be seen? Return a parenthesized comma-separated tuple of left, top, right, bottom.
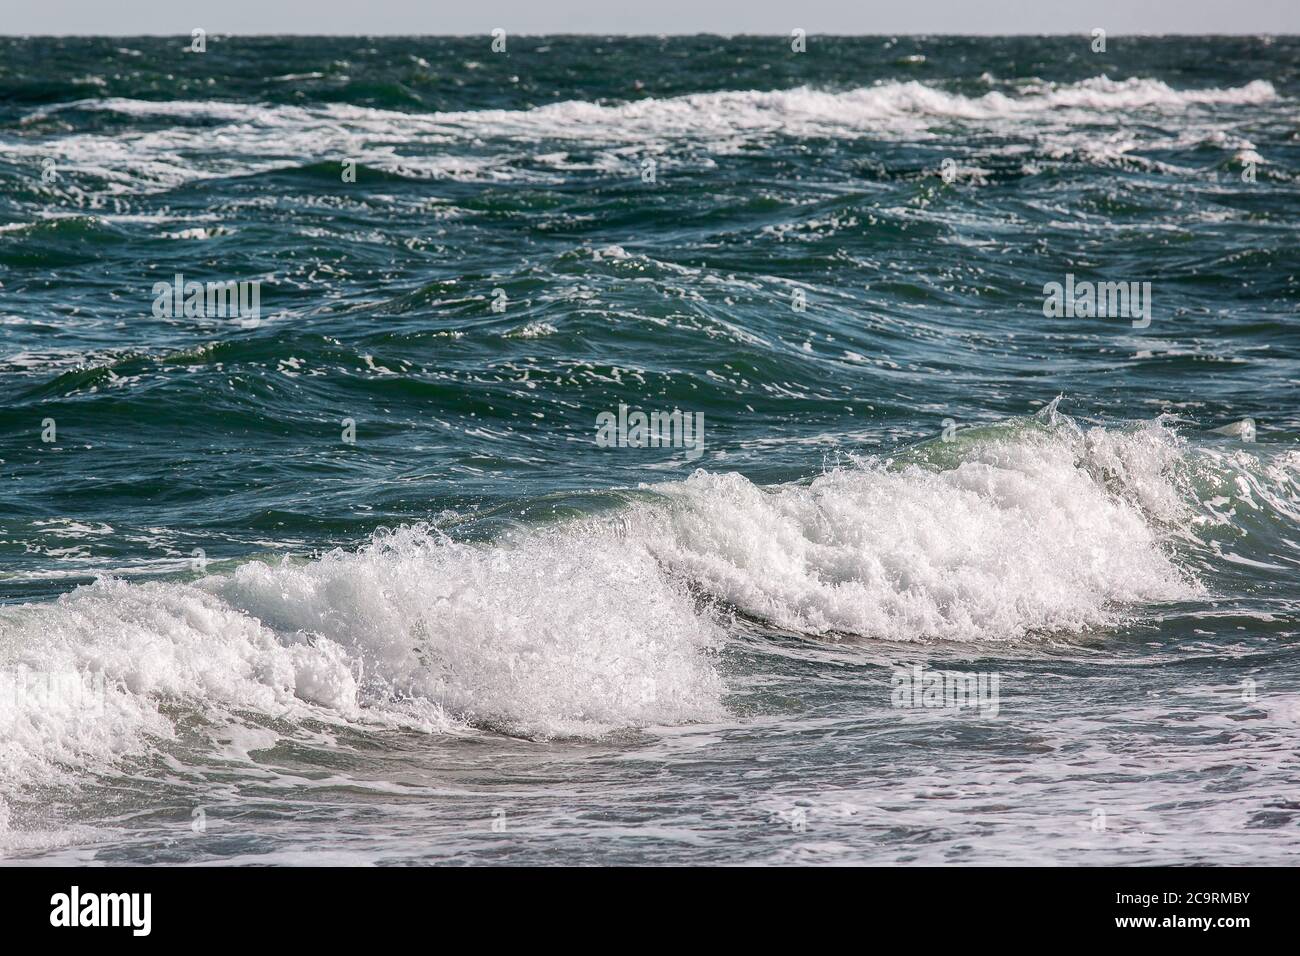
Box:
(0, 36, 1297, 865)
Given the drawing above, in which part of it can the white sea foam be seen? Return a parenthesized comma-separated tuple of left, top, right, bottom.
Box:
(50, 76, 1276, 134)
(0, 523, 724, 795)
(1, 413, 1281, 801)
(203, 526, 725, 737)
(642, 415, 1201, 641)
(12, 77, 1277, 194)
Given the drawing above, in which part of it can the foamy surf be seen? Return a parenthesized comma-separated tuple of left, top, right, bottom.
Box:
(0, 528, 726, 796)
(642, 408, 1204, 641)
(14, 76, 1279, 193)
(2, 407, 1284, 811)
(45, 76, 1277, 132)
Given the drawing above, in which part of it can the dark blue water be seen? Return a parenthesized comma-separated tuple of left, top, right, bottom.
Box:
(0, 35, 1297, 864)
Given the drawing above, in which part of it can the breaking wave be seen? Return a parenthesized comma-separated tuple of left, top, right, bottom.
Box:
(2, 407, 1295, 798)
(11, 77, 1278, 192)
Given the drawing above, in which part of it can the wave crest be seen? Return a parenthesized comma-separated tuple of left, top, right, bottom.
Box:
(644, 412, 1201, 641)
(15, 77, 1277, 193)
(5, 410, 1285, 795)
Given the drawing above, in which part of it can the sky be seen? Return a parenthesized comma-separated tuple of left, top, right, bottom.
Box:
(5, 0, 1299, 36)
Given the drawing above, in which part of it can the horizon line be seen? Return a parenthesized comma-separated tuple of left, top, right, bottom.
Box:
(2, 31, 1297, 39)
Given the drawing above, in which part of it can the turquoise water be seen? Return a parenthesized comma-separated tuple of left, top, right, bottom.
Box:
(0, 35, 1298, 864)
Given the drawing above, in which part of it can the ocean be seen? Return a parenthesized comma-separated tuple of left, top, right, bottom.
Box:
(0, 34, 1297, 865)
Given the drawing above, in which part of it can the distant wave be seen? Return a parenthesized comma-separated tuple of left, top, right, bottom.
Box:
(44, 76, 1278, 129)
(9, 77, 1278, 194)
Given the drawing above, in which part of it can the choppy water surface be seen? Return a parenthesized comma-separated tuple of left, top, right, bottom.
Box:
(0, 35, 1298, 864)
